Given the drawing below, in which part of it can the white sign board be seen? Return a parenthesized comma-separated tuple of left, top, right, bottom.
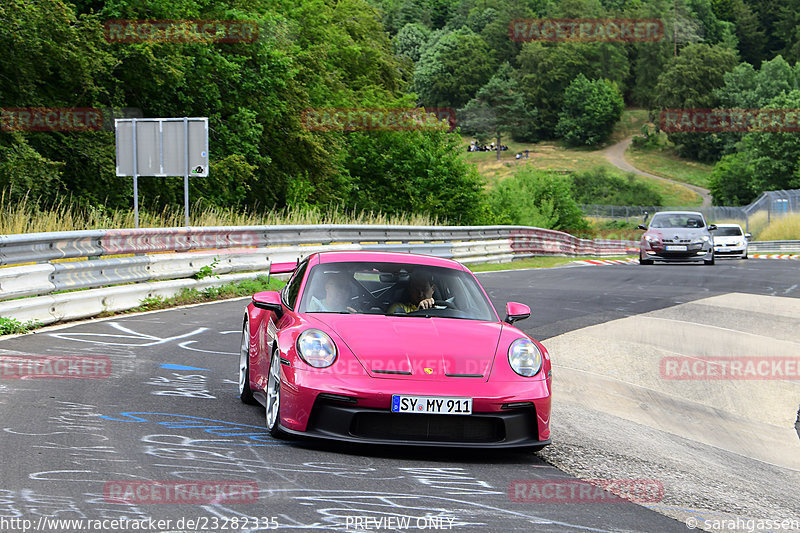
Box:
(115, 117, 208, 177)
(114, 117, 209, 227)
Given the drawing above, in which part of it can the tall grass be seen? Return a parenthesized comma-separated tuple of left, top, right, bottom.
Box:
(755, 213, 800, 241)
(0, 190, 447, 235)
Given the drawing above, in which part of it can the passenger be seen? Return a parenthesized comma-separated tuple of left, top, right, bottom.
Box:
(308, 273, 358, 313)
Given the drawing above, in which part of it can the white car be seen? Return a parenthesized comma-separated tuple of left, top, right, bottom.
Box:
(711, 224, 750, 259)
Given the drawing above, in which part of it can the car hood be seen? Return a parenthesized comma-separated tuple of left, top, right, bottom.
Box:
(647, 228, 708, 240)
(311, 314, 503, 381)
(714, 235, 744, 244)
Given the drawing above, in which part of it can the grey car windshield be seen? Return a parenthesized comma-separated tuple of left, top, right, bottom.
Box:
(650, 214, 705, 229)
(298, 262, 497, 321)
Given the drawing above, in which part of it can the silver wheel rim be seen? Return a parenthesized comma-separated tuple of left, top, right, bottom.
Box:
(238, 321, 248, 395)
(266, 352, 280, 429)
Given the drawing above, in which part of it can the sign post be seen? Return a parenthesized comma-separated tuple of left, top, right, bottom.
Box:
(115, 117, 208, 228)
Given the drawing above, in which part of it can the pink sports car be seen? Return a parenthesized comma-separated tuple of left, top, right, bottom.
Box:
(238, 251, 552, 448)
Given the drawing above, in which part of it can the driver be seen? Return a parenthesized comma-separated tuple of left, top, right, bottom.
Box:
(388, 272, 436, 314)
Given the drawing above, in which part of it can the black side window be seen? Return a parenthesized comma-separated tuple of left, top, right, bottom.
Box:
(283, 260, 309, 310)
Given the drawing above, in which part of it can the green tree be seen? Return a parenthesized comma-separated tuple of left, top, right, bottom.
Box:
(458, 63, 535, 160)
(730, 0, 766, 66)
(555, 74, 624, 147)
(740, 90, 800, 191)
(413, 27, 497, 108)
(487, 168, 588, 230)
(707, 152, 757, 205)
(393, 22, 431, 62)
(343, 128, 486, 224)
(516, 41, 628, 138)
(654, 43, 739, 161)
(654, 43, 739, 108)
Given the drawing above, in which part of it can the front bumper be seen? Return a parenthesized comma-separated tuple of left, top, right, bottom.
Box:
(284, 400, 550, 448)
(714, 245, 747, 256)
(279, 367, 552, 448)
(642, 243, 712, 262)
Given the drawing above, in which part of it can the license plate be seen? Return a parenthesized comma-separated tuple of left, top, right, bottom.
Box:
(391, 395, 472, 415)
(665, 245, 687, 251)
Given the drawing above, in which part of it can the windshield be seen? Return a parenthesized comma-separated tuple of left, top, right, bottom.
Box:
(649, 214, 706, 229)
(298, 262, 497, 321)
(712, 227, 743, 237)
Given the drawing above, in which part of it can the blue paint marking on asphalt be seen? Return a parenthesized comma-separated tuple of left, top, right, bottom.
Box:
(160, 363, 211, 371)
(99, 412, 284, 446)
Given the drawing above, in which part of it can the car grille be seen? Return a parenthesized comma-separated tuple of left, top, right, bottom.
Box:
(351, 412, 505, 443)
(661, 238, 692, 243)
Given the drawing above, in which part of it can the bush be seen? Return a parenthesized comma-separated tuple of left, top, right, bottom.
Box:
(707, 153, 758, 206)
(0, 316, 41, 335)
(487, 168, 587, 230)
(571, 167, 663, 206)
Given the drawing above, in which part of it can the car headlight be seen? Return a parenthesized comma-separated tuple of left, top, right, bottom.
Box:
(644, 235, 660, 243)
(297, 329, 337, 368)
(508, 338, 543, 377)
(694, 236, 710, 244)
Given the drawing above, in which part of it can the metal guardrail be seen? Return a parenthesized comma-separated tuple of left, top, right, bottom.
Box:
(748, 241, 800, 254)
(0, 224, 639, 327)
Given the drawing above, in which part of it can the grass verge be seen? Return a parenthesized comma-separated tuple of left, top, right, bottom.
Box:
(755, 213, 800, 241)
(0, 191, 447, 235)
(626, 145, 713, 189)
(0, 317, 42, 335)
(470, 255, 634, 272)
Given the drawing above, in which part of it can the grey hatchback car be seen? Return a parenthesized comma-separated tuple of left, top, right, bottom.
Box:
(638, 211, 717, 265)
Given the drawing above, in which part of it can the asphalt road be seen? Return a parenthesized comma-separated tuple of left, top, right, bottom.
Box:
(0, 258, 797, 532)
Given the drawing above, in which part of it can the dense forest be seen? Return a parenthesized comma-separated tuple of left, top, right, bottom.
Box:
(2, 0, 800, 227)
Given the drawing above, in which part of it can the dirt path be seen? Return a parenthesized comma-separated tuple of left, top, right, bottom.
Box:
(604, 136, 712, 207)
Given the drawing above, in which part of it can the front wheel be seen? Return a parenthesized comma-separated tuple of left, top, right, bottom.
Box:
(704, 252, 715, 265)
(265, 349, 286, 438)
(238, 317, 256, 405)
(639, 251, 653, 265)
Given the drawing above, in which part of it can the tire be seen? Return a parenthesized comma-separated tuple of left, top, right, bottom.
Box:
(742, 252, 748, 260)
(265, 349, 286, 438)
(238, 317, 257, 405)
(639, 251, 653, 265)
(704, 252, 715, 265)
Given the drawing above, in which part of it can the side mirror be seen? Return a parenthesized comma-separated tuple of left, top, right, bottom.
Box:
(252, 291, 283, 317)
(505, 302, 531, 325)
(637, 224, 648, 230)
(745, 233, 752, 240)
(708, 224, 717, 231)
